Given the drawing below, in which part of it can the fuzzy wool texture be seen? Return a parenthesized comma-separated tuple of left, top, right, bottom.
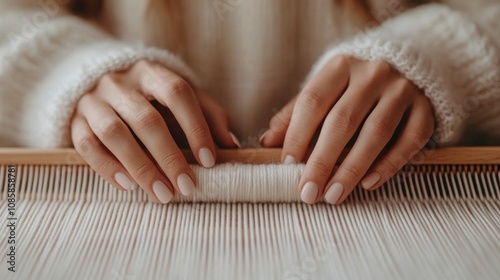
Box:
(0, 0, 499, 147)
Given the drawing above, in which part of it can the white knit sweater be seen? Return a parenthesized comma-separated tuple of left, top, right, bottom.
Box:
(0, 0, 499, 148)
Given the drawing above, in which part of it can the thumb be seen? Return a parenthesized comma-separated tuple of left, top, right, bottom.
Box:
(197, 91, 240, 148)
(260, 96, 297, 147)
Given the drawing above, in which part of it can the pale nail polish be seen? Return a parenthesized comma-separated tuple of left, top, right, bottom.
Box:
(300, 182, 318, 204)
(199, 147, 215, 168)
(177, 173, 195, 196)
(259, 130, 269, 145)
(153, 181, 173, 203)
(284, 155, 296, 165)
(324, 183, 344, 204)
(229, 132, 242, 148)
(361, 172, 381, 190)
(115, 173, 133, 190)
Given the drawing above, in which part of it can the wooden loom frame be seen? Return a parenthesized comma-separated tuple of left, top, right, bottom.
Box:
(1, 147, 500, 165)
(1, 147, 500, 279)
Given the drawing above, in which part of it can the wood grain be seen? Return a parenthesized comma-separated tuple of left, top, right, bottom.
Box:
(1, 147, 500, 165)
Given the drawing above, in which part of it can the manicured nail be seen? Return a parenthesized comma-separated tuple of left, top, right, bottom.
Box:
(177, 173, 195, 196)
(259, 130, 269, 145)
(361, 172, 381, 190)
(300, 182, 318, 204)
(229, 132, 241, 148)
(284, 155, 296, 165)
(324, 182, 344, 204)
(115, 173, 133, 190)
(153, 181, 173, 203)
(199, 147, 215, 168)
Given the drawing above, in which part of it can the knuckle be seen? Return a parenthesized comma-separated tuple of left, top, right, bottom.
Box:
(134, 59, 154, 71)
(368, 118, 393, 140)
(299, 87, 324, 112)
(117, 93, 142, 112)
(96, 74, 130, 100)
(189, 124, 210, 140)
(380, 156, 401, 175)
(376, 60, 392, 72)
(406, 125, 433, 146)
(97, 161, 115, 176)
(134, 109, 163, 131)
(165, 78, 192, 100)
(285, 136, 303, 150)
(74, 133, 98, 155)
(78, 93, 94, 106)
(98, 73, 122, 89)
(158, 152, 185, 171)
(308, 160, 333, 178)
(336, 54, 351, 65)
(369, 60, 392, 77)
(394, 78, 414, 93)
(134, 163, 157, 180)
(96, 118, 126, 142)
(339, 161, 362, 180)
(329, 106, 359, 133)
(391, 78, 415, 101)
(326, 55, 350, 72)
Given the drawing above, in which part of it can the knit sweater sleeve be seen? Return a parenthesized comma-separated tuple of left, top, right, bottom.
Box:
(0, 2, 199, 148)
(305, 1, 500, 146)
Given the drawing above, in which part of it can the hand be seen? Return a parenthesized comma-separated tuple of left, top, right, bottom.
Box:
(261, 55, 435, 204)
(71, 60, 239, 203)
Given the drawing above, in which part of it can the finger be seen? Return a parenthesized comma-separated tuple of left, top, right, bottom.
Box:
(323, 89, 412, 204)
(282, 56, 350, 163)
(79, 95, 174, 203)
(138, 64, 216, 168)
(101, 86, 197, 197)
(71, 116, 137, 191)
(359, 96, 435, 192)
(297, 84, 377, 204)
(150, 101, 189, 148)
(197, 91, 240, 148)
(260, 96, 296, 148)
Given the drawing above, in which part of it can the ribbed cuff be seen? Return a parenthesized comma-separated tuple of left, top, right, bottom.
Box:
(304, 4, 497, 145)
(14, 17, 200, 148)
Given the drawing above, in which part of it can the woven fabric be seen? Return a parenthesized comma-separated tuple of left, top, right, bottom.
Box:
(1, 164, 499, 280)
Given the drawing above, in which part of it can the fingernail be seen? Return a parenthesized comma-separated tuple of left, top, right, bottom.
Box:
(300, 182, 318, 204)
(229, 132, 241, 148)
(259, 130, 269, 145)
(324, 182, 344, 204)
(153, 181, 173, 203)
(361, 172, 381, 190)
(177, 173, 195, 196)
(284, 155, 296, 165)
(115, 172, 133, 190)
(199, 147, 215, 168)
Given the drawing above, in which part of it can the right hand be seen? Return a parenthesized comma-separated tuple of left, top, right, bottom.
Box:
(71, 60, 239, 203)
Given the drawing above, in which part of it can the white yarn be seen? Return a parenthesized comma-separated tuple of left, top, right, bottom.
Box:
(1, 163, 500, 280)
(180, 164, 304, 203)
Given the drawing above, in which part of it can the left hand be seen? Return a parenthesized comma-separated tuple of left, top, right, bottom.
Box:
(260, 55, 435, 204)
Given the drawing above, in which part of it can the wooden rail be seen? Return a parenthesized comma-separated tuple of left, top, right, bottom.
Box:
(1, 147, 500, 165)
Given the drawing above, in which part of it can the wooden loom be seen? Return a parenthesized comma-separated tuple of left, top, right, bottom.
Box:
(1, 147, 500, 280)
